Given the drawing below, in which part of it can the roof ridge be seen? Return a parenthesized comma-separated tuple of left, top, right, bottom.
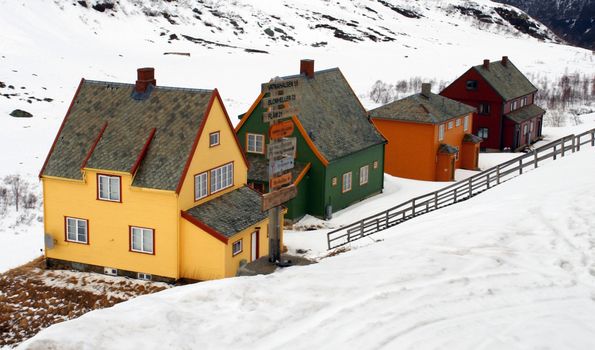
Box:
(84, 80, 214, 94)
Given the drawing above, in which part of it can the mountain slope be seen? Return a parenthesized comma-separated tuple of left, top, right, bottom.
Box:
(19, 145, 595, 349)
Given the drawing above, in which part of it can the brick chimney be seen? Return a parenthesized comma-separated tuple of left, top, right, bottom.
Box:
(501, 56, 508, 67)
(135, 67, 156, 93)
(483, 59, 490, 70)
(300, 59, 314, 79)
(421, 83, 431, 98)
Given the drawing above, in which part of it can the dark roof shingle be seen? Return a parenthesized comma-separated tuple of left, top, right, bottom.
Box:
(267, 68, 385, 161)
(369, 92, 475, 124)
(473, 60, 538, 101)
(42, 80, 214, 191)
(505, 104, 546, 124)
(184, 186, 268, 238)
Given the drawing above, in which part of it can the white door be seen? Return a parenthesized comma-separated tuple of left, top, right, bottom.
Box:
(251, 232, 258, 262)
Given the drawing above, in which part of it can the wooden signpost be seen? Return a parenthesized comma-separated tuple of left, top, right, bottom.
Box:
(269, 156, 294, 175)
(267, 137, 296, 159)
(263, 106, 299, 123)
(262, 185, 298, 211)
(270, 172, 293, 190)
(269, 120, 294, 140)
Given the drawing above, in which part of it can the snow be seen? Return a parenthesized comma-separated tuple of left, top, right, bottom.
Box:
(19, 147, 595, 349)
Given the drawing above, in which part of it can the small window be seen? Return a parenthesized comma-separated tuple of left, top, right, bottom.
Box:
(98, 175, 121, 202)
(448, 121, 453, 129)
(130, 226, 154, 254)
(464, 115, 469, 131)
(466, 80, 478, 90)
(66, 217, 88, 244)
(210, 163, 234, 194)
(359, 165, 369, 185)
(521, 97, 527, 107)
(342, 172, 352, 193)
(232, 239, 243, 256)
(209, 131, 220, 147)
(247, 133, 265, 154)
(373, 161, 378, 169)
(438, 124, 445, 141)
(331, 177, 337, 186)
(523, 124, 528, 134)
(455, 119, 461, 127)
(479, 103, 490, 115)
(194, 172, 208, 200)
(137, 273, 152, 281)
(511, 100, 518, 111)
(530, 121, 534, 131)
(478, 127, 488, 139)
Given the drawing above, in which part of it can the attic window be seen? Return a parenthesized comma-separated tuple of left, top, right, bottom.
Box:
(209, 131, 220, 147)
(466, 80, 477, 91)
(98, 174, 121, 202)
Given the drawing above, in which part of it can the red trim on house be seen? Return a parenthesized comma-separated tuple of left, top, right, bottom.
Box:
(181, 211, 229, 244)
(96, 173, 123, 203)
(64, 216, 90, 245)
(175, 91, 216, 194)
(39, 78, 85, 178)
(81, 121, 108, 170)
(128, 225, 156, 255)
(130, 128, 157, 175)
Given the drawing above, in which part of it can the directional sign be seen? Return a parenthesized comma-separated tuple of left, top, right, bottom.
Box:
(263, 106, 298, 123)
(270, 172, 293, 189)
(263, 79, 300, 93)
(269, 156, 294, 175)
(262, 94, 300, 109)
(267, 137, 296, 160)
(269, 120, 295, 140)
(262, 184, 298, 211)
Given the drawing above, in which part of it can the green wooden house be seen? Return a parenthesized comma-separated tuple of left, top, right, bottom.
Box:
(235, 60, 386, 221)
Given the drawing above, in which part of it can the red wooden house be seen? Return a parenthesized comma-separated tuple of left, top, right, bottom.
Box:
(441, 57, 545, 151)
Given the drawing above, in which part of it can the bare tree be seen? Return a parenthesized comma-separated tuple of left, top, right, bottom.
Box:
(4, 175, 28, 212)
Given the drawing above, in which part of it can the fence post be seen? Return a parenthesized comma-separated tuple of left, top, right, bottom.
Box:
(577, 135, 581, 152)
(572, 137, 576, 153)
(454, 188, 458, 202)
(412, 199, 416, 217)
(487, 173, 490, 189)
(434, 192, 438, 210)
(496, 165, 500, 184)
(562, 138, 566, 157)
(519, 158, 523, 175)
(386, 210, 389, 227)
(553, 144, 557, 160)
(592, 131, 594, 146)
(534, 149, 538, 168)
(360, 220, 364, 239)
(468, 177, 473, 197)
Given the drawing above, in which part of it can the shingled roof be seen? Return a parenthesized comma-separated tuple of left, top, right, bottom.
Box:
(266, 68, 385, 162)
(505, 104, 546, 124)
(369, 92, 475, 124)
(473, 59, 538, 101)
(40, 79, 216, 191)
(184, 186, 268, 238)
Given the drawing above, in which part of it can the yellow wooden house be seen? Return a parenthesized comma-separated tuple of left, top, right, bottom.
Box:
(40, 68, 279, 282)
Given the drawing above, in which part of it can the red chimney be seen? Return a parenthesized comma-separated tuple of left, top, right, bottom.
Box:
(300, 59, 314, 79)
(501, 56, 508, 67)
(483, 59, 490, 70)
(135, 67, 156, 93)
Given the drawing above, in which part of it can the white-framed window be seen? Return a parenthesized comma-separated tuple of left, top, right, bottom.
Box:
(455, 119, 461, 127)
(98, 175, 121, 202)
(521, 97, 527, 107)
(479, 103, 490, 115)
(66, 217, 88, 244)
(331, 177, 337, 186)
(211, 163, 233, 194)
(524, 124, 528, 134)
(478, 127, 488, 139)
(448, 121, 453, 129)
(130, 226, 154, 254)
(511, 100, 518, 111)
(466, 80, 477, 90)
(530, 121, 534, 131)
(247, 133, 264, 154)
(373, 160, 378, 169)
(359, 165, 369, 185)
(137, 273, 152, 281)
(194, 172, 208, 200)
(464, 115, 469, 131)
(232, 239, 243, 256)
(209, 131, 220, 147)
(438, 124, 445, 141)
(342, 172, 352, 193)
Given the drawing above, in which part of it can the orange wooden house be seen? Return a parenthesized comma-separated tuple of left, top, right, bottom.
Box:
(369, 84, 481, 182)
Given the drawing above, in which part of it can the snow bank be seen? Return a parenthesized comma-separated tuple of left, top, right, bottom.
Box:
(20, 149, 595, 349)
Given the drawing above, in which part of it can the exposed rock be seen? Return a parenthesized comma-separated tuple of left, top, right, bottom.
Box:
(9, 109, 33, 118)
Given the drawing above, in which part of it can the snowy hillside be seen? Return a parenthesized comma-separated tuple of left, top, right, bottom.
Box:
(1, 0, 593, 180)
(19, 147, 595, 349)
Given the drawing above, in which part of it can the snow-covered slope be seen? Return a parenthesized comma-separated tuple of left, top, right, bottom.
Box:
(19, 147, 595, 349)
(1, 0, 593, 180)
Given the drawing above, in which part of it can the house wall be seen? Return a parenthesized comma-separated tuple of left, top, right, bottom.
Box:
(178, 98, 248, 211)
(324, 143, 384, 214)
(371, 118, 436, 181)
(439, 113, 473, 169)
(440, 68, 504, 150)
(43, 170, 179, 279)
(236, 102, 326, 218)
(180, 217, 226, 280)
(224, 219, 270, 278)
(436, 153, 455, 181)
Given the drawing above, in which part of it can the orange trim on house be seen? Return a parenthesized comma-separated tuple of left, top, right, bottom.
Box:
(130, 128, 156, 175)
(291, 116, 329, 166)
(181, 211, 229, 244)
(81, 121, 108, 170)
(40, 78, 85, 178)
(235, 92, 265, 133)
(293, 162, 311, 186)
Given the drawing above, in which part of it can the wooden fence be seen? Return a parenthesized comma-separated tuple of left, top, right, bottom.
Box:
(327, 128, 595, 250)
